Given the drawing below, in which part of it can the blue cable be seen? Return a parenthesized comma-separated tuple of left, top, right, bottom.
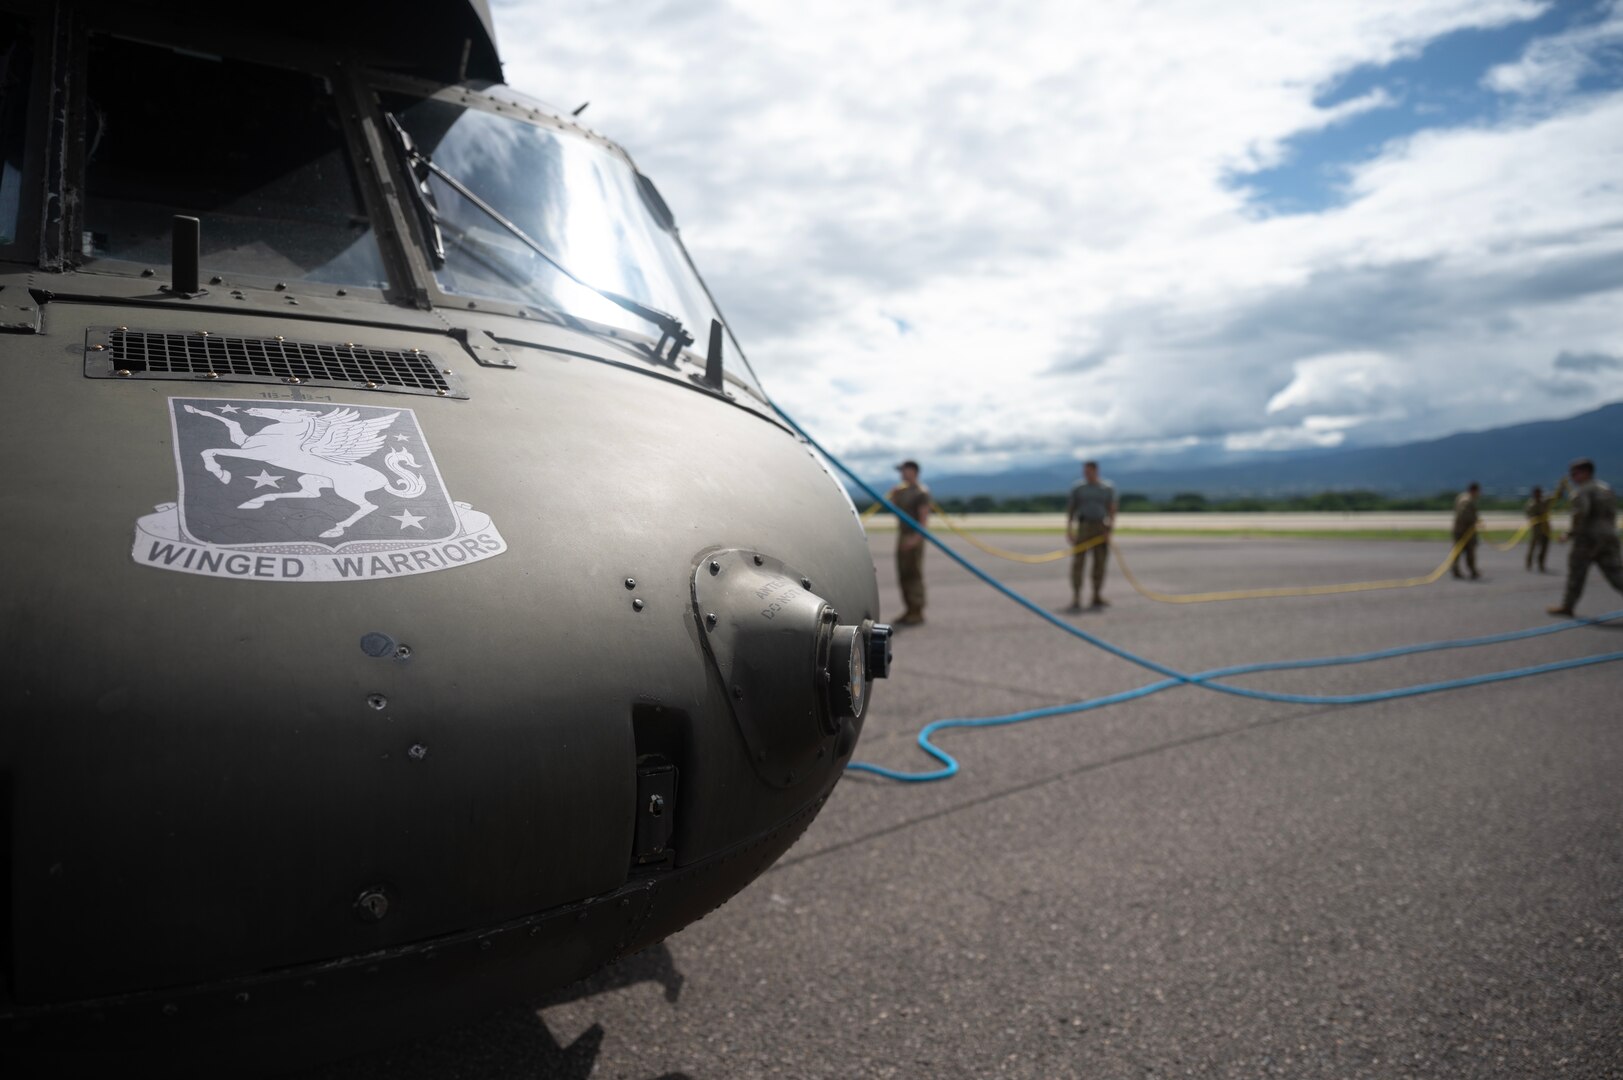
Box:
(848, 628, 1623, 782)
(769, 403, 1623, 781)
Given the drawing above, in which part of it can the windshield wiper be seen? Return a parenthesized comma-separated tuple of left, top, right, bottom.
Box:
(384, 112, 694, 362)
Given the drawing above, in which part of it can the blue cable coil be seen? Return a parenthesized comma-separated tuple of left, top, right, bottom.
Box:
(769, 403, 1623, 783)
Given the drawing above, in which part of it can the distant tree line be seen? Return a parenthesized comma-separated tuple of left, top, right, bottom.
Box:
(857, 489, 1534, 514)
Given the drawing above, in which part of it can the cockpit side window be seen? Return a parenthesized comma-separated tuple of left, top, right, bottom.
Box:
(0, 12, 33, 249)
(81, 35, 387, 289)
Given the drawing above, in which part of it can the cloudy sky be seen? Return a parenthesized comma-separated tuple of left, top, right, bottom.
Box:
(492, 0, 1623, 479)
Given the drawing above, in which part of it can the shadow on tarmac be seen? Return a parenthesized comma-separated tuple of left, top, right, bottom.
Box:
(303, 944, 692, 1080)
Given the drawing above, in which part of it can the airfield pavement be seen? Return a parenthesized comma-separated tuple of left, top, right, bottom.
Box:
(306, 530, 1623, 1080)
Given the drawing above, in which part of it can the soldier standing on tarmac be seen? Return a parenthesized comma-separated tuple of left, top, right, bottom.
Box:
(1524, 485, 1552, 573)
(1548, 458, 1623, 616)
(887, 460, 931, 625)
(1451, 482, 1482, 580)
(1066, 460, 1118, 611)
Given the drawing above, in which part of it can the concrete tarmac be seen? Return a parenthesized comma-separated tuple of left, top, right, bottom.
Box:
(307, 533, 1623, 1079)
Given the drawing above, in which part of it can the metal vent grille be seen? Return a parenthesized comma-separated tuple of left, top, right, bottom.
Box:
(84, 328, 465, 398)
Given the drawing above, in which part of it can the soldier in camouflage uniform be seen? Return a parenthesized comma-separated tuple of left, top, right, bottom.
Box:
(1548, 458, 1623, 616)
(887, 460, 931, 625)
(1066, 460, 1117, 610)
(1524, 485, 1551, 573)
(1450, 482, 1482, 580)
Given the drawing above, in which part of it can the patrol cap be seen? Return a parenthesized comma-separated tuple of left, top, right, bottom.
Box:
(1569, 457, 1595, 473)
(896, 459, 920, 472)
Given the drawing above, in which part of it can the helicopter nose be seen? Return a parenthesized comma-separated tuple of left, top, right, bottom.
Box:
(692, 549, 888, 787)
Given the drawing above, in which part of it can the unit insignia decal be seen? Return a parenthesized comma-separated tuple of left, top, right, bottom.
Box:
(133, 398, 506, 581)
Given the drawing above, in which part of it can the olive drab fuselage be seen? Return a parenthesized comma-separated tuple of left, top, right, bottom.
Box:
(0, 0, 884, 1064)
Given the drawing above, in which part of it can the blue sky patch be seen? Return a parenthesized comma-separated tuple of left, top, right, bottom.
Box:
(1235, 1, 1617, 215)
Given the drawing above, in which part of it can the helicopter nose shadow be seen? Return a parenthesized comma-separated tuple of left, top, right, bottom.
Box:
(540, 941, 687, 1006)
(297, 943, 692, 1079)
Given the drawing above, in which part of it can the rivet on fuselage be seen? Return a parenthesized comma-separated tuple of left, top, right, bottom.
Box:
(367, 694, 387, 710)
(624, 577, 636, 589)
(705, 612, 718, 629)
(354, 888, 390, 922)
(115, 369, 131, 377)
(632, 598, 644, 611)
(801, 578, 811, 590)
(90, 343, 104, 351)
(203, 371, 219, 379)
(709, 559, 720, 575)
(753, 554, 764, 565)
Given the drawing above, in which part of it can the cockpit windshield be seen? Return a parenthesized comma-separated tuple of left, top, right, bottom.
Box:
(82, 36, 388, 289)
(383, 90, 761, 397)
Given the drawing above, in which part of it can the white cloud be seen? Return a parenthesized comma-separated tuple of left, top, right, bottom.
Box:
(490, 0, 1623, 477)
(1265, 353, 1407, 416)
(1224, 415, 1364, 452)
(1485, 0, 1623, 99)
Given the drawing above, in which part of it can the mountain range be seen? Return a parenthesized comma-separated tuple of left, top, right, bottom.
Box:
(907, 402, 1623, 498)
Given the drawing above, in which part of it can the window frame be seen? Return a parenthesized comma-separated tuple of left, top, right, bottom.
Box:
(45, 7, 418, 304)
(0, 1, 54, 267)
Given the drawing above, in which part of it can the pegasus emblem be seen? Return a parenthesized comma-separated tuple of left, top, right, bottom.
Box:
(183, 404, 427, 538)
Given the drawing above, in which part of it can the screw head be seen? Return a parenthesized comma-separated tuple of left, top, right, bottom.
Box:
(355, 888, 390, 922)
(394, 644, 412, 660)
(367, 693, 387, 710)
(624, 577, 636, 589)
(115, 369, 131, 377)
(408, 743, 428, 760)
(705, 612, 718, 629)
(709, 560, 720, 575)
(753, 553, 764, 565)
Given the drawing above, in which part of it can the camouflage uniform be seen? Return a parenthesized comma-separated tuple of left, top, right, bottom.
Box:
(1066, 477, 1116, 605)
(1524, 493, 1551, 571)
(887, 481, 931, 620)
(1559, 478, 1623, 612)
(1450, 490, 1480, 579)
